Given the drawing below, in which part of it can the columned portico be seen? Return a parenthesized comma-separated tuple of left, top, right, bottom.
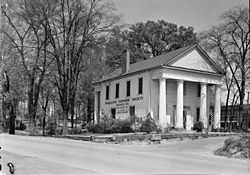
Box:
(159, 78, 166, 126)
(214, 85, 221, 129)
(176, 80, 184, 128)
(200, 83, 207, 127)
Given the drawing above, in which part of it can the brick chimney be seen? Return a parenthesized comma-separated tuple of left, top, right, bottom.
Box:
(121, 49, 130, 74)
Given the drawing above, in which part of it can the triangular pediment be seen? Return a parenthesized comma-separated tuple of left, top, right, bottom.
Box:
(170, 48, 217, 73)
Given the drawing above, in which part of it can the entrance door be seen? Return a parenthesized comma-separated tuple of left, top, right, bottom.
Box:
(183, 111, 187, 129)
(111, 108, 116, 119)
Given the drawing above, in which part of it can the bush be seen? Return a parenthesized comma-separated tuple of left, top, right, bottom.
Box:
(85, 117, 133, 134)
(46, 122, 56, 135)
(140, 116, 157, 133)
(193, 121, 204, 132)
(71, 127, 82, 135)
(16, 122, 26, 130)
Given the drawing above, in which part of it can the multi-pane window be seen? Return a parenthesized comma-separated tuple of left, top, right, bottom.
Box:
(126, 81, 131, 97)
(115, 83, 119, 98)
(138, 78, 143, 94)
(106, 85, 109, 100)
(129, 106, 135, 116)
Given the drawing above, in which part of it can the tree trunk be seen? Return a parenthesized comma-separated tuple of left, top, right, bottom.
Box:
(62, 110, 68, 135)
(2, 101, 8, 132)
(42, 108, 46, 136)
(8, 105, 16, 135)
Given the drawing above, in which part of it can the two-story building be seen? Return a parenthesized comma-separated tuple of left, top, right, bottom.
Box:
(93, 44, 224, 130)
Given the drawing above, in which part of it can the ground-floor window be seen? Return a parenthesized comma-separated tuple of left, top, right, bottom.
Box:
(111, 108, 116, 119)
(129, 106, 135, 116)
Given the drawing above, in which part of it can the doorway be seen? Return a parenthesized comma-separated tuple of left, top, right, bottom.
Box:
(111, 108, 116, 119)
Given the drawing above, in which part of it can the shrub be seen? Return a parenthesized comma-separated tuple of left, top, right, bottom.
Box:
(119, 119, 133, 133)
(71, 127, 82, 135)
(16, 122, 26, 130)
(140, 116, 157, 133)
(193, 121, 204, 132)
(46, 122, 56, 135)
(85, 118, 133, 134)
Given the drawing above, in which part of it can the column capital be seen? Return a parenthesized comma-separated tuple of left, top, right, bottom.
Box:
(177, 80, 184, 84)
(159, 77, 166, 81)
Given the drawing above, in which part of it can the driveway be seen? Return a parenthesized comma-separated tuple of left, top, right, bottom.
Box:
(0, 134, 249, 174)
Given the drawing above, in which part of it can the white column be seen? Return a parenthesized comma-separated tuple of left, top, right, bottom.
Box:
(94, 91, 98, 124)
(176, 80, 184, 128)
(159, 78, 166, 126)
(214, 85, 221, 129)
(207, 85, 211, 129)
(200, 83, 207, 127)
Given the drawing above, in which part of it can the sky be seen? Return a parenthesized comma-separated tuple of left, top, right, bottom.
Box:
(113, 0, 249, 32)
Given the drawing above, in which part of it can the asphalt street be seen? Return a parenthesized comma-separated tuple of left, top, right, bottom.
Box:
(0, 134, 249, 175)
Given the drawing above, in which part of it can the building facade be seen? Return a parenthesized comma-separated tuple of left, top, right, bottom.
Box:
(221, 104, 250, 130)
(93, 45, 224, 130)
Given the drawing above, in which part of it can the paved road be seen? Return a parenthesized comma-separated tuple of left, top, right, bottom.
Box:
(0, 134, 249, 175)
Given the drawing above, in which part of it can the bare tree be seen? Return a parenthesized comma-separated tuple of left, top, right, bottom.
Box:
(41, 0, 120, 135)
(200, 6, 250, 131)
(0, 0, 53, 135)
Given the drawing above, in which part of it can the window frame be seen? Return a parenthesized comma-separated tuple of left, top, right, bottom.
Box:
(115, 83, 119, 98)
(138, 77, 143, 94)
(105, 85, 110, 100)
(126, 80, 131, 97)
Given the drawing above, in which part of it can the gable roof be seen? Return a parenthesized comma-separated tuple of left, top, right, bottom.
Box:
(95, 44, 223, 83)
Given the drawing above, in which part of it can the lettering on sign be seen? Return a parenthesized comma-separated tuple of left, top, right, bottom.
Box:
(117, 106, 129, 114)
(105, 96, 143, 106)
(132, 96, 143, 101)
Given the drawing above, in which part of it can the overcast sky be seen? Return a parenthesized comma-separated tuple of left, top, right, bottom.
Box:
(113, 0, 249, 32)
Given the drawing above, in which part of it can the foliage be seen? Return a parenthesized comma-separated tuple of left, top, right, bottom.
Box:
(199, 5, 250, 131)
(71, 127, 82, 135)
(140, 116, 157, 133)
(46, 123, 57, 136)
(105, 20, 198, 68)
(193, 121, 204, 132)
(15, 121, 26, 130)
(85, 116, 133, 134)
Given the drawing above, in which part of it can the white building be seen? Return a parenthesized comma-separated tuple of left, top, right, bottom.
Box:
(93, 45, 223, 130)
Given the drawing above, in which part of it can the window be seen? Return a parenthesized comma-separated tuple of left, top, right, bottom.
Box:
(184, 82, 187, 96)
(129, 106, 135, 116)
(197, 84, 201, 97)
(111, 108, 116, 119)
(115, 83, 119, 98)
(196, 108, 200, 122)
(126, 81, 130, 97)
(106, 85, 109, 100)
(138, 78, 143, 94)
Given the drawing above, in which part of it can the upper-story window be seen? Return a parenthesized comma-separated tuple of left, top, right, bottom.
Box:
(115, 83, 119, 98)
(106, 85, 109, 100)
(126, 81, 130, 97)
(138, 78, 143, 94)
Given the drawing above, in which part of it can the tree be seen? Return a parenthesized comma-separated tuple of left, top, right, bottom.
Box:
(105, 20, 198, 68)
(0, 0, 54, 135)
(200, 6, 250, 131)
(43, 0, 120, 135)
